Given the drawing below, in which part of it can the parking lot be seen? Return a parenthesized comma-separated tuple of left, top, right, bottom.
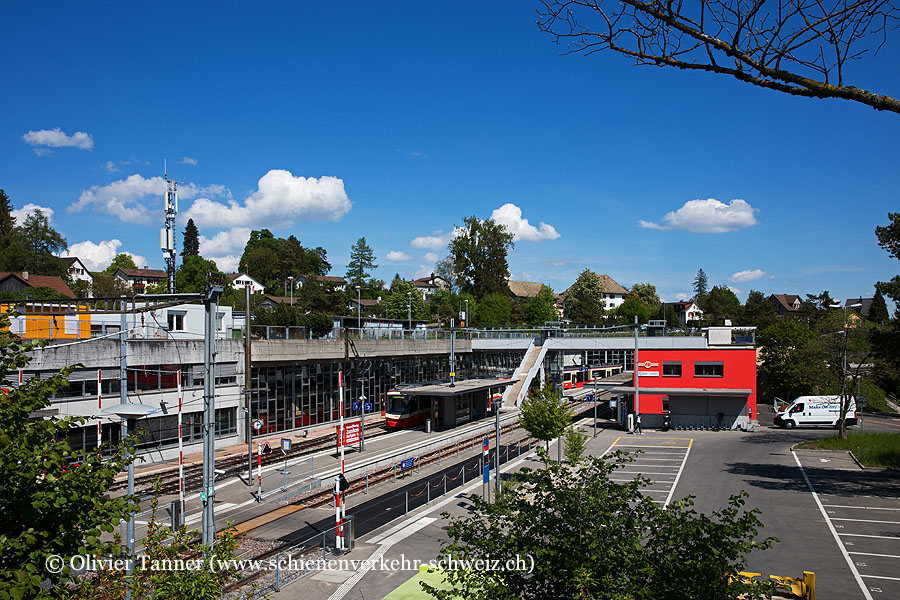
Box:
(794, 449, 900, 598)
(604, 435, 692, 506)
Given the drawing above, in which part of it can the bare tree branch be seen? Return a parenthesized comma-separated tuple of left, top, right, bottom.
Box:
(537, 0, 900, 113)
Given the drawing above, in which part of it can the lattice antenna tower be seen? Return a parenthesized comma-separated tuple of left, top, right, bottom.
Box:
(161, 159, 178, 293)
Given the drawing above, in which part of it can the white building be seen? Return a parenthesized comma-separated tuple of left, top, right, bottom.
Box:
(227, 272, 264, 294)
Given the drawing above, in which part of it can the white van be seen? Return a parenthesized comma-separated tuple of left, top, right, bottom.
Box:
(773, 395, 857, 429)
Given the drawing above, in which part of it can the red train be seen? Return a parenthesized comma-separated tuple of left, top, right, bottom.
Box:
(562, 365, 623, 390)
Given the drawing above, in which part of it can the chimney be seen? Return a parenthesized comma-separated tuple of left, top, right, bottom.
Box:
(21, 271, 28, 281)
(143, 265, 149, 270)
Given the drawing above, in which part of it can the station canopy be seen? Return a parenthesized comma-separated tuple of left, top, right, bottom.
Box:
(395, 378, 515, 397)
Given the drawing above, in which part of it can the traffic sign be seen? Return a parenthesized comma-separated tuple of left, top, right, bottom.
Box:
(352, 401, 360, 411)
(261, 442, 272, 455)
(364, 402, 374, 412)
(400, 457, 414, 471)
(281, 438, 292, 453)
(482, 438, 489, 456)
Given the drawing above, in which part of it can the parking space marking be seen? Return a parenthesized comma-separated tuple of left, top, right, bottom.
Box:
(849, 553, 900, 559)
(603, 436, 692, 508)
(793, 450, 875, 600)
(839, 533, 900, 540)
(833, 518, 900, 525)
(824, 505, 900, 511)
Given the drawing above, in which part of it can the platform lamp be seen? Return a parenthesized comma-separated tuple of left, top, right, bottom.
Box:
(101, 402, 156, 598)
(356, 285, 361, 331)
(829, 301, 863, 429)
(407, 291, 412, 331)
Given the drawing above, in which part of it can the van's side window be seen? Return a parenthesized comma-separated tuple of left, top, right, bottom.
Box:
(791, 403, 804, 413)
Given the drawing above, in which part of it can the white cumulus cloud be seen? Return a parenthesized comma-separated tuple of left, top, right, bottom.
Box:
(12, 203, 54, 223)
(181, 156, 198, 166)
(68, 174, 231, 225)
(199, 228, 251, 273)
(639, 198, 759, 234)
(423, 252, 439, 263)
(183, 169, 351, 229)
(63, 239, 147, 272)
(490, 203, 560, 242)
(728, 286, 744, 296)
(386, 251, 413, 262)
(410, 230, 457, 250)
(675, 292, 693, 302)
(729, 269, 767, 283)
(22, 127, 94, 152)
(104, 161, 119, 173)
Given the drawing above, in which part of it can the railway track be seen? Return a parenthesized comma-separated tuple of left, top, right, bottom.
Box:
(220, 398, 601, 597)
(111, 420, 390, 495)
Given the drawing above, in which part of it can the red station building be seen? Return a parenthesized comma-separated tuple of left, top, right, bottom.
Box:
(591, 326, 758, 430)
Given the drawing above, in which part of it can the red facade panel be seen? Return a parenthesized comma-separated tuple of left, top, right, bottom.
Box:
(632, 348, 757, 419)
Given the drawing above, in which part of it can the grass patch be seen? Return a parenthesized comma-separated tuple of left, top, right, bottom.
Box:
(796, 431, 900, 469)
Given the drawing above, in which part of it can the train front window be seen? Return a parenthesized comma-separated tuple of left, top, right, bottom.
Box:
(388, 394, 411, 414)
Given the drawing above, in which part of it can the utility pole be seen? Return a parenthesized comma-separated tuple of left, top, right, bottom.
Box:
(244, 282, 253, 480)
(161, 165, 178, 293)
(201, 274, 225, 550)
(634, 316, 640, 417)
(495, 387, 501, 495)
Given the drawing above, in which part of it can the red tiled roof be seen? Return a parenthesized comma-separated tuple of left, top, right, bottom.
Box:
(770, 294, 803, 312)
(116, 268, 168, 279)
(0, 272, 75, 298)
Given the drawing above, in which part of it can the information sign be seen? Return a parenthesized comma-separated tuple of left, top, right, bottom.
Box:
(343, 421, 362, 446)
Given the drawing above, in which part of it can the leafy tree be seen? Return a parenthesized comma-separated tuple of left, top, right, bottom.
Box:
(0, 287, 70, 302)
(817, 311, 873, 438)
(523, 285, 558, 327)
(426, 453, 777, 600)
(302, 311, 334, 338)
(0, 312, 138, 598)
(629, 282, 661, 312)
(294, 277, 346, 316)
(616, 293, 651, 324)
(0, 210, 68, 276)
(562, 425, 587, 465)
(434, 255, 458, 293)
(518, 379, 570, 464)
(69, 279, 92, 299)
(90, 272, 130, 298)
(537, 0, 900, 114)
(869, 214, 900, 393)
(345, 237, 377, 287)
(449, 216, 515, 300)
(692, 268, 708, 300)
(869, 290, 889, 325)
(758, 319, 826, 402)
(306, 246, 331, 276)
(703, 285, 743, 325)
(0, 189, 15, 251)
(564, 269, 604, 324)
(474, 292, 511, 327)
(385, 279, 426, 321)
(104, 253, 137, 274)
(663, 304, 679, 327)
(180, 218, 200, 259)
(175, 255, 222, 294)
(743, 290, 777, 330)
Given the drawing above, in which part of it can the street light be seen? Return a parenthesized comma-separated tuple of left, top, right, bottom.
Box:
(407, 291, 412, 331)
(356, 285, 361, 331)
(829, 301, 862, 432)
(101, 402, 155, 594)
(288, 276, 294, 305)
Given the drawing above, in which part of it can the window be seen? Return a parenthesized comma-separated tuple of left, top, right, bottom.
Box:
(167, 311, 185, 331)
(790, 403, 804, 414)
(662, 362, 682, 377)
(216, 312, 224, 331)
(694, 362, 724, 377)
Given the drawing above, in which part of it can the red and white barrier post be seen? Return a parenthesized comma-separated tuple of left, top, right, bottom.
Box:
(97, 370, 102, 457)
(177, 371, 184, 507)
(257, 442, 263, 501)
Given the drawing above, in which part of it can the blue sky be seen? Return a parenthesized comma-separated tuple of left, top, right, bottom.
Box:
(2, 1, 898, 303)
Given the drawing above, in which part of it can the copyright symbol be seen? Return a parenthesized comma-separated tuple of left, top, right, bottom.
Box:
(46, 555, 64, 574)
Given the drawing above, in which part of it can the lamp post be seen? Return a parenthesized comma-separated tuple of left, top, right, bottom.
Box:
(288, 276, 294, 305)
(829, 301, 862, 432)
(101, 403, 155, 597)
(407, 291, 412, 331)
(465, 299, 469, 331)
(356, 285, 361, 331)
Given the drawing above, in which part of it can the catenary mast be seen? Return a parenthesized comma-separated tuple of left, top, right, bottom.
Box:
(161, 162, 178, 292)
